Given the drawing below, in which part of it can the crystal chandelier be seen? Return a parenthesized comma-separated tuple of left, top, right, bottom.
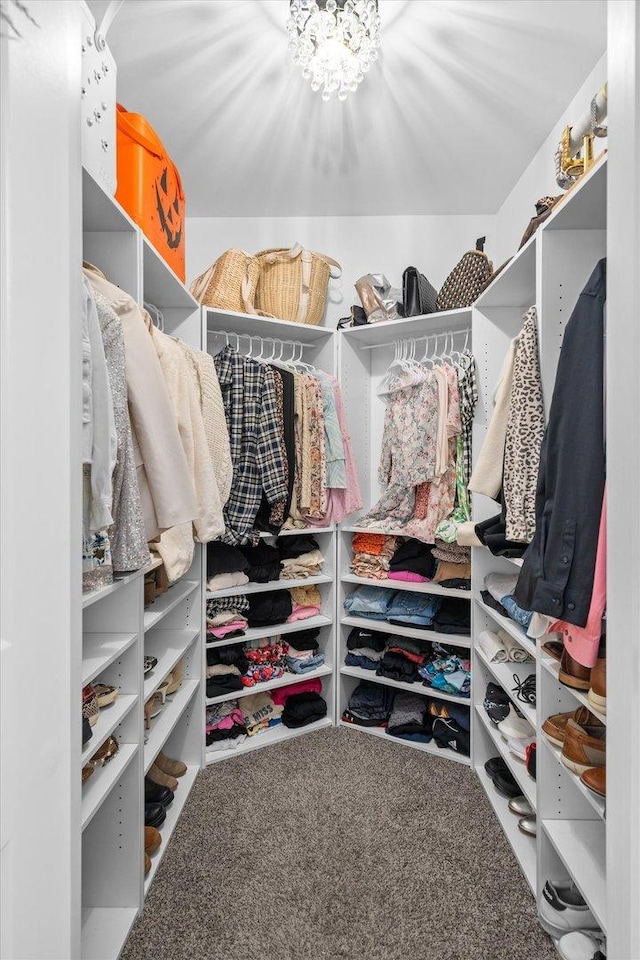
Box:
(287, 0, 381, 102)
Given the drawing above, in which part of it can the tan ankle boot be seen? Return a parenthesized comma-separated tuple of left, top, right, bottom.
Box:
(156, 750, 187, 778)
(147, 762, 178, 792)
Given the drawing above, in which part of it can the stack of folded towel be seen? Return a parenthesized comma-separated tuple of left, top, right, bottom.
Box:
(351, 533, 397, 580)
(277, 535, 324, 580)
(477, 627, 534, 663)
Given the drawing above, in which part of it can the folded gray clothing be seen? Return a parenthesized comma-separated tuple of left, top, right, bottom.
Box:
(387, 692, 429, 734)
(484, 572, 519, 604)
(348, 646, 384, 662)
(386, 634, 430, 656)
(347, 680, 394, 720)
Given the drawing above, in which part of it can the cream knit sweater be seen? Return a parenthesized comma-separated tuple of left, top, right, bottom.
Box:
(468, 336, 519, 501)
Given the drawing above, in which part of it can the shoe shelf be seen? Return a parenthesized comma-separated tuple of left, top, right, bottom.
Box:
(205, 614, 333, 650)
(339, 664, 471, 707)
(541, 656, 606, 725)
(474, 597, 537, 660)
(82, 632, 138, 687)
(340, 615, 471, 650)
(474, 705, 537, 809)
(81, 906, 139, 960)
(206, 573, 332, 599)
(143, 627, 200, 701)
(206, 715, 333, 765)
(144, 763, 199, 896)
(143, 579, 199, 633)
(82, 569, 143, 610)
(542, 819, 607, 931)
(475, 645, 536, 727)
(474, 763, 536, 894)
(342, 573, 471, 601)
(144, 679, 199, 774)
(81, 694, 138, 767)
(81, 743, 138, 831)
(339, 717, 471, 767)
(539, 734, 606, 819)
(206, 663, 332, 706)
(260, 525, 335, 538)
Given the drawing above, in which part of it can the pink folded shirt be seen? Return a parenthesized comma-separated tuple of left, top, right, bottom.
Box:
(205, 707, 245, 734)
(207, 620, 247, 639)
(271, 678, 322, 706)
(286, 604, 321, 623)
(387, 570, 430, 583)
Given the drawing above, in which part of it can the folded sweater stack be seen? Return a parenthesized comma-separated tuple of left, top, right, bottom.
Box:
(206, 542, 249, 592)
(351, 533, 397, 580)
(277, 535, 324, 580)
(387, 538, 436, 583)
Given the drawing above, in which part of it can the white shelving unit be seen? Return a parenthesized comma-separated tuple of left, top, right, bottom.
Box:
(79, 168, 205, 960)
(471, 157, 608, 929)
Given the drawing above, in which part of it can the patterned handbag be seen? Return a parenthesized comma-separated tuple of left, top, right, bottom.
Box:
(436, 238, 493, 310)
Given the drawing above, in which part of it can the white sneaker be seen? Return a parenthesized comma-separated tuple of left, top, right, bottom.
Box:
(507, 734, 535, 760)
(497, 703, 534, 740)
(557, 930, 606, 959)
(539, 879, 599, 937)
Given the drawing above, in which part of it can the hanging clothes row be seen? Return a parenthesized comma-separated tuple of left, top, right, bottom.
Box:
(82, 263, 230, 592)
(210, 334, 362, 546)
(357, 330, 477, 545)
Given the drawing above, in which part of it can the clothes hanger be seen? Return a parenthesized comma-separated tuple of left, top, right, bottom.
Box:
(144, 302, 165, 332)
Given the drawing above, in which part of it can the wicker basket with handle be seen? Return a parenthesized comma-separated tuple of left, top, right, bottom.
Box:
(190, 249, 261, 313)
(254, 243, 342, 325)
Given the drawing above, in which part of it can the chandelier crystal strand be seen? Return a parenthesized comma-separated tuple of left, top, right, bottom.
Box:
(287, 0, 381, 101)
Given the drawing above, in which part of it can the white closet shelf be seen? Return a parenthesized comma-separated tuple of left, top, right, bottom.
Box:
(206, 573, 331, 599)
(339, 307, 472, 346)
(144, 680, 199, 774)
(81, 742, 138, 831)
(340, 615, 471, 649)
(261, 525, 335, 537)
(206, 715, 332, 764)
(475, 232, 536, 310)
(506, 557, 524, 568)
(82, 167, 137, 234)
(81, 906, 139, 960)
(475, 598, 537, 659)
(541, 657, 606, 725)
(474, 763, 536, 895)
(542, 153, 607, 232)
(542, 819, 607, 931)
(475, 646, 536, 728)
(539, 734, 606, 819)
(142, 236, 197, 311)
(81, 694, 138, 767)
(205, 615, 333, 649)
(339, 719, 471, 766)
(144, 556, 164, 574)
(144, 579, 199, 632)
(144, 627, 200, 700)
(340, 665, 471, 706)
(340, 523, 414, 537)
(144, 764, 199, 896)
(343, 573, 470, 600)
(206, 664, 332, 705)
(205, 307, 334, 344)
(82, 568, 144, 610)
(82, 632, 138, 688)
(474, 705, 536, 809)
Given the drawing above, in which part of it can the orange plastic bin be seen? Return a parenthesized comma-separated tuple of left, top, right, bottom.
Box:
(115, 103, 185, 281)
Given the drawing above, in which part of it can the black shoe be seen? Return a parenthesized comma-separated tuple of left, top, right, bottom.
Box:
(484, 756, 508, 779)
(145, 802, 166, 828)
(512, 673, 536, 707)
(145, 778, 174, 808)
(493, 769, 522, 799)
(483, 682, 511, 723)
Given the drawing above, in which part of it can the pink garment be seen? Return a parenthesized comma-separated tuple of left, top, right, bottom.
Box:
(387, 570, 430, 583)
(550, 490, 606, 668)
(305, 376, 362, 526)
(205, 708, 245, 734)
(271, 678, 322, 706)
(207, 620, 248, 639)
(286, 604, 321, 622)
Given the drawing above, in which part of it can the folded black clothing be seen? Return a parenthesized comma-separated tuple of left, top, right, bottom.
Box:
(438, 578, 471, 590)
(239, 542, 281, 583)
(281, 691, 327, 728)
(206, 675, 244, 698)
(346, 627, 387, 653)
(347, 680, 394, 720)
(388, 618, 432, 632)
(206, 645, 249, 674)
(431, 597, 471, 635)
(432, 717, 470, 756)
(341, 709, 387, 728)
(376, 651, 420, 684)
(389, 539, 437, 579)
(286, 627, 321, 651)
(480, 589, 510, 619)
(247, 590, 293, 627)
(276, 535, 320, 559)
(387, 691, 431, 735)
(207, 541, 249, 577)
(474, 514, 527, 559)
(441, 702, 471, 733)
(206, 724, 246, 746)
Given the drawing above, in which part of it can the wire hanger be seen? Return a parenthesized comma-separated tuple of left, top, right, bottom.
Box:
(144, 302, 165, 332)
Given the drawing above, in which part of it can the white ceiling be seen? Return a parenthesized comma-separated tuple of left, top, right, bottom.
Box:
(89, 0, 607, 217)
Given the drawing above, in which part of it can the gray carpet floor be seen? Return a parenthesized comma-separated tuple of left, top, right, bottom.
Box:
(124, 728, 556, 960)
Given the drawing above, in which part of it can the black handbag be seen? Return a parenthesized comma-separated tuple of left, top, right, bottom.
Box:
(402, 267, 438, 317)
(337, 305, 368, 329)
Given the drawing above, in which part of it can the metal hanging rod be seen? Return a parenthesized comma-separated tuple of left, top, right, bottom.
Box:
(359, 326, 472, 352)
(207, 329, 313, 352)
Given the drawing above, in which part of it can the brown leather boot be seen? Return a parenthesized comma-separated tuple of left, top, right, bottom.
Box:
(588, 658, 606, 715)
(144, 852, 151, 876)
(561, 719, 606, 776)
(559, 648, 592, 690)
(581, 766, 606, 797)
(145, 826, 162, 855)
(147, 762, 179, 792)
(156, 750, 187, 778)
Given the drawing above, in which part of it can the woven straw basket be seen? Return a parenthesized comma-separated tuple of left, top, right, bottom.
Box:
(255, 244, 342, 326)
(190, 249, 261, 313)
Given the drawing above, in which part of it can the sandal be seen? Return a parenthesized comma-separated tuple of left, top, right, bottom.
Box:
(90, 735, 119, 766)
(82, 763, 95, 784)
(144, 693, 164, 730)
(165, 658, 183, 696)
(82, 685, 100, 727)
(144, 656, 158, 675)
(93, 683, 118, 708)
